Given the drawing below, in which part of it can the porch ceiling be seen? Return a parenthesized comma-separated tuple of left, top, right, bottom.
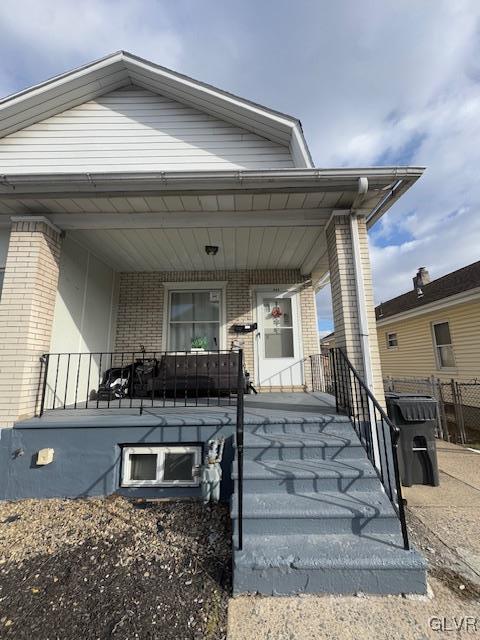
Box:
(70, 225, 325, 273)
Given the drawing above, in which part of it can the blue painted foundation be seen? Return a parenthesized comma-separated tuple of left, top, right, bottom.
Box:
(0, 415, 236, 501)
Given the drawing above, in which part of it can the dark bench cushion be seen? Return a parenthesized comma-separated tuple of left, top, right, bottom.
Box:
(147, 352, 240, 394)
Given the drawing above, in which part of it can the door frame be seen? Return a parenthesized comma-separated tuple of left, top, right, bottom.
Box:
(252, 284, 305, 387)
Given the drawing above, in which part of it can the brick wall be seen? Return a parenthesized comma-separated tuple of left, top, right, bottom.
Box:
(114, 269, 319, 388)
(0, 219, 62, 426)
(326, 214, 384, 402)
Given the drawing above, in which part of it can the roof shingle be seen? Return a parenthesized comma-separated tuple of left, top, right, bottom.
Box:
(375, 261, 480, 321)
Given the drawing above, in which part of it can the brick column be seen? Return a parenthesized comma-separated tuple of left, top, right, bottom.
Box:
(0, 217, 62, 427)
(299, 282, 320, 391)
(326, 213, 384, 403)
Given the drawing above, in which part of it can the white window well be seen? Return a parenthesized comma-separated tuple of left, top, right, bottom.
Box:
(121, 446, 201, 487)
(386, 332, 398, 349)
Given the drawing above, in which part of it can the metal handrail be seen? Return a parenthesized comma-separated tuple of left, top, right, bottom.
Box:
(236, 349, 244, 551)
(311, 348, 409, 550)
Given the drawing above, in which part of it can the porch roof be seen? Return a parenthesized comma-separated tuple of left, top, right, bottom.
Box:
(0, 166, 423, 284)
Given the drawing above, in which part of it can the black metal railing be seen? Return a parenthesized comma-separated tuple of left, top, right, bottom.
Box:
(236, 348, 244, 551)
(39, 349, 246, 414)
(310, 353, 335, 395)
(310, 348, 409, 550)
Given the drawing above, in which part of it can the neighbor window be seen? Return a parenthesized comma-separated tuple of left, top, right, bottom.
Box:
(168, 290, 221, 351)
(432, 321, 455, 369)
(386, 332, 398, 349)
(121, 446, 201, 487)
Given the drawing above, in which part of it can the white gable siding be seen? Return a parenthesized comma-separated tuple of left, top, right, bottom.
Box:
(0, 86, 294, 173)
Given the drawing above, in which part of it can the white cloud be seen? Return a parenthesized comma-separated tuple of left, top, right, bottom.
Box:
(0, 0, 478, 321)
(0, 0, 183, 96)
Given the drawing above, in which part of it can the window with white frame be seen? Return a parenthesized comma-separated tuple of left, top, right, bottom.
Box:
(168, 290, 221, 351)
(432, 321, 455, 369)
(386, 332, 398, 349)
(121, 446, 201, 487)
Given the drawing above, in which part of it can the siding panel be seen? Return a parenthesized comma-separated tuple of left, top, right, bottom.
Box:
(378, 299, 480, 382)
(0, 86, 293, 173)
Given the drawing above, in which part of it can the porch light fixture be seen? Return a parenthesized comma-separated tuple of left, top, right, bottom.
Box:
(205, 245, 219, 256)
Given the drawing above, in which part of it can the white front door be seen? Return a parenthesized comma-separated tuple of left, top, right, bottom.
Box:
(255, 290, 304, 388)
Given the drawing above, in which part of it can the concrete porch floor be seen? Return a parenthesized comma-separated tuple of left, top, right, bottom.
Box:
(18, 392, 337, 428)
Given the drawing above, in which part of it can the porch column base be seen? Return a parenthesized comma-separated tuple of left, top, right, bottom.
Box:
(0, 218, 62, 427)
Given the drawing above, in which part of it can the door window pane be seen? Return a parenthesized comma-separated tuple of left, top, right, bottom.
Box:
(129, 454, 157, 481)
(163, 452, 195, 482)
(263, 298, 294, 358)
(263, 298, 293, 328)
(265, 328, 294, 358)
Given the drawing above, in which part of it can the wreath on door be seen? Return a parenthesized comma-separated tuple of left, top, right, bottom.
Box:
(271, 306, 283, 319)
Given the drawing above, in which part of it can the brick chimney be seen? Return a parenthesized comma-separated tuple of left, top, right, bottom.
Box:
(413, 267, 431, 290)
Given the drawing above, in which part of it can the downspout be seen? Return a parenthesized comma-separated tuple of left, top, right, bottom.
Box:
(350, 177, 373, 392)
(350, 178, 381, 471)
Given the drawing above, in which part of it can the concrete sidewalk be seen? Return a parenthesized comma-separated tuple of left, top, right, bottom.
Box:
(228, 441, 480, 640)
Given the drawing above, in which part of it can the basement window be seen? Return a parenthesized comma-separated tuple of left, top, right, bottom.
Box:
(386, 332, 398, 349)
(121, 446, 201, 487)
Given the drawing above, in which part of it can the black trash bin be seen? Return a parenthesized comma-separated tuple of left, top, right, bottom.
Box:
(385, 392, 440, 487)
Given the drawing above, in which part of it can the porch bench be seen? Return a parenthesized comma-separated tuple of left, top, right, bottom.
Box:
(146, 352, 242, 396)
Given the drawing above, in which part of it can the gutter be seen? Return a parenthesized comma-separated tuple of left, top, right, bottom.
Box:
(0, 167, 425, 196)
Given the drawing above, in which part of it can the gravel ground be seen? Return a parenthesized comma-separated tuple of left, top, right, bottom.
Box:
(0, 497, 231, 640)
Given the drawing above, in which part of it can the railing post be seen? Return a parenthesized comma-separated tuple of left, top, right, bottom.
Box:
(390, 425, 410, 550)
(39, 354, 49, 416)
(236, 349, 244, 551)
(331, 349, 339, 414)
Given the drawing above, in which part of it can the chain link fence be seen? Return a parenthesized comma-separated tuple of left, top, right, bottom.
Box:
(384, 376, 480, 445)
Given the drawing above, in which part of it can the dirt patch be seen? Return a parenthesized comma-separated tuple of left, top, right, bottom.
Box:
(406, 506, 480, 594)
(0, 497, 231, 639)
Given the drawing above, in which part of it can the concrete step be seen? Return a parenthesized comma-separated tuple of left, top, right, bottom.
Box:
(243, 431, 364, 461)
(244, 417, 353, 433)
(233, 458, 380, 493)
(231, 491, 401, 536)
(233, 533, 427, 595)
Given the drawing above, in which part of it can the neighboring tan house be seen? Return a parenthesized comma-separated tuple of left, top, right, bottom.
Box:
(376, 263, 480, 382)
(0, 52, 426, 595)
(320, 331, 335, 354)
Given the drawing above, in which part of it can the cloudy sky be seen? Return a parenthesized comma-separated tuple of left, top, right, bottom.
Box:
(1, 0, 479, 336)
